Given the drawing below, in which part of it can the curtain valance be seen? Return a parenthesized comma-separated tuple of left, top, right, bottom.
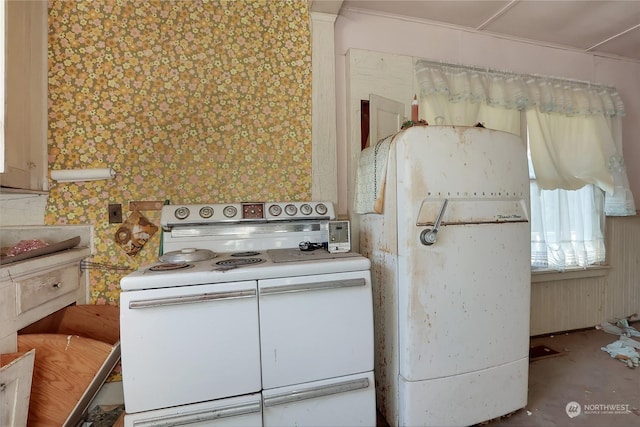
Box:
(415, 60, 626, 118)
(414, 58, 635, 217)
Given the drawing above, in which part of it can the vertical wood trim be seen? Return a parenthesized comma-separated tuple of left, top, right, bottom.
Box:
(310, 11, 338, 205)
(2, 1, 47, 191)
(32, 1, 48, 191)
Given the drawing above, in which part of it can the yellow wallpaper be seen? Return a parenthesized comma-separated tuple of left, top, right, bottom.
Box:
(45, 0, 312, 306)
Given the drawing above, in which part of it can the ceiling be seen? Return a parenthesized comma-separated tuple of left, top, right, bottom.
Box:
(331, 1, 640, 62)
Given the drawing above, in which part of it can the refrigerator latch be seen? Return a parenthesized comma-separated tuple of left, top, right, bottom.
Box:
(419, 199, 449, 246)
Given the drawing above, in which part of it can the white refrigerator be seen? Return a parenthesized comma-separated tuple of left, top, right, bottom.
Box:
(358, 126, 531, 426)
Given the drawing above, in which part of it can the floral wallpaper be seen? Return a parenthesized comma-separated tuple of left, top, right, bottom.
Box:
(45, 0, 312, 308)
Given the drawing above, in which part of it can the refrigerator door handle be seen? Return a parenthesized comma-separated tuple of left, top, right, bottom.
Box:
(420, 198, 448, 246)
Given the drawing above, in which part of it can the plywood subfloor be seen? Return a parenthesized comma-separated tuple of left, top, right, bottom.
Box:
(19, 334, 115, 427)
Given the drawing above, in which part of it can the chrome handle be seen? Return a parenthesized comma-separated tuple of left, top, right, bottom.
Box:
(263, 377, 370, 407)
(420, 199, 448, 246)
(129, 289, 256, 309)
(131, 400, 261, 426)
(260, 278, 366, 296)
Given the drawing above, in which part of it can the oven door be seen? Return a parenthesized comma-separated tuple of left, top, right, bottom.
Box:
(258, 270, 373, 388)
(120, 281, 261, 414)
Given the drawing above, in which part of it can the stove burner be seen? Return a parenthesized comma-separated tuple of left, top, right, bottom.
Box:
(216, 258, 265, 267)
(148, 263, 193, 272)
(231, 251, 261, 257)
(160, 248, 215, 263)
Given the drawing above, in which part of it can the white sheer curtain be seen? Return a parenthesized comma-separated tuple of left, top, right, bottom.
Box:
(530, 183, 606, 270)
(529, 145, 606, 270)
(605, 115, 637, 215)
(415, 60, 635, 270)
(419, 92, 521, 135)
(526, 109, 615, 193)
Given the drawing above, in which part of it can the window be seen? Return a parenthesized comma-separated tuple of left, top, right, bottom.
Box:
(528, 135, 606, 271)
(414, 59, 635, 273)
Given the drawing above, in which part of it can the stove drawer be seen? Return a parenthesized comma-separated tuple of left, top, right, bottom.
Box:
(258, 270, 373, 388)
(120, 281, 261, 414)
(263, 371, 375, 427)
(124, 393, 262, 427)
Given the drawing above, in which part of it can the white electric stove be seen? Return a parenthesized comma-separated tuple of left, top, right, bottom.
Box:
(119, 201, 375, 426)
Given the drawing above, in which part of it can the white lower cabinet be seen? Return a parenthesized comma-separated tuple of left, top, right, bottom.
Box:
(263, 371, 376, 427)
(0, 349, 35, 427)
(124, 394, 262, 427)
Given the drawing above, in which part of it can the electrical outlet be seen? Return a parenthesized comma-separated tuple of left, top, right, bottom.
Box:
(108, 204, 123, 223)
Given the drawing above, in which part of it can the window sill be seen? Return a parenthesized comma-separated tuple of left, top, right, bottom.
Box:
(531, 265, 609, 283)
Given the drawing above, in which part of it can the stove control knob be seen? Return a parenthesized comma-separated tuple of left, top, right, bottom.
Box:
(199, 206, 214, 219)
(223, 205, 238, 218)
(315, 203, 328, 216)
(269, 204, 282, 216)
(285, 204, 298, 216)
(300, 203, 313, 215)
(175, 207, 190, 220)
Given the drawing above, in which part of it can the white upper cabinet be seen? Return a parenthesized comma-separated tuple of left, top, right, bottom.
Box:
(1, 1, 47, 192)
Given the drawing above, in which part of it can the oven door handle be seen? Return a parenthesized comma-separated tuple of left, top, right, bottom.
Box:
(130, 400, 262, 426)
(263, 377, 370, 407)
(260, 278, 366, 296)
(128, 289, 256, 309)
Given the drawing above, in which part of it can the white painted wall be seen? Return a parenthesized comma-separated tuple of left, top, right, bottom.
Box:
(334, 9, 640, 217)
(333, 9, 640, 335)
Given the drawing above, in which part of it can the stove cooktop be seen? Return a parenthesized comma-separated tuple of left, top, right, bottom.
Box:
(120, 249, 370, 292)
